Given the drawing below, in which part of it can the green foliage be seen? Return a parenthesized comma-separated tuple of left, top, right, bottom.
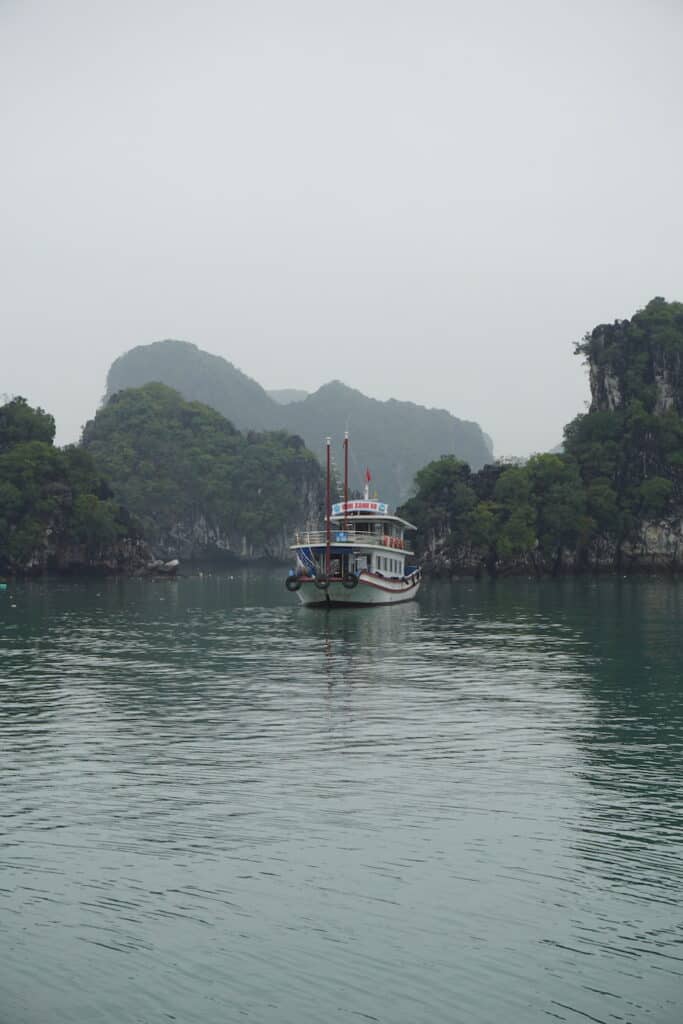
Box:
(403, 298, 683, 574)
(400, 456, 478, 548)
(0, 396, 55, 452)
(69, 494, 124, 547)
(565, 300, 683, 535)
(526, 454, 585, 557)
(492, 467, 536, 559)
(575, 297, 683, 415)
(81, 383, 322, 549)
(638, 477, 673, 517)
(105, 341, 493, 508)
(0, 398, 130, 570)
(401, 453, 586, 571)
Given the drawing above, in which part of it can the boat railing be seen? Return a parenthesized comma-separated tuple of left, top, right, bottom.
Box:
(292, 529, 411, 551)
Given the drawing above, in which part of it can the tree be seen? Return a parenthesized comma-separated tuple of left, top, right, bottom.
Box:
(0, 397, 55, 452)
(80, 383, 322, 553)
(0, 397, 132, 571)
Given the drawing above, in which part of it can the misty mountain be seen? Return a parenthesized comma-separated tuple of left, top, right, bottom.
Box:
(267, 389, 310, 405)
(105, 340, 493, 508)
(106, 340, 282, 433)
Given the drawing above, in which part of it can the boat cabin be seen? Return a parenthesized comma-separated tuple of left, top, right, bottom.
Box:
(292, 499, 417, 582)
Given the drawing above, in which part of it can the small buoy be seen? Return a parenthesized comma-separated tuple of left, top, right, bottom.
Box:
(0, 583, 7, 591)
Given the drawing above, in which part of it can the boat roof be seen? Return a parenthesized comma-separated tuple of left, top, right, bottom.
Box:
(330, 512, 417, 531)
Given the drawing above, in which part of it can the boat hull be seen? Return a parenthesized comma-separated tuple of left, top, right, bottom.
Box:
(296, 574, 421, 607)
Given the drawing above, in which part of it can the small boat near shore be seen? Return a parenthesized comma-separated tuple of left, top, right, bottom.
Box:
(285, 435, 421, 607)
(145, 558, 179, 577)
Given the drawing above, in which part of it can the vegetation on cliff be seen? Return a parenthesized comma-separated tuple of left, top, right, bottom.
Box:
(401, 298, 683, 575)
(400, 453, 586, 575)
(105, 339, 492, 507)
(82, 383, 322, 556)
(565, 297, 683, 541)
(0, 397, 138, 572)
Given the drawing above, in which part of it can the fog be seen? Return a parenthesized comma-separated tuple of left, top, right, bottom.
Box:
(2, 0, 682, 457)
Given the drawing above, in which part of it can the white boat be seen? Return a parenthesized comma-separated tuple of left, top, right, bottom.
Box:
(285, 435, 422, 607)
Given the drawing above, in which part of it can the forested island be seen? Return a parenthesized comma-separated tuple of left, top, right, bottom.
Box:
(400, 298, 683, 576)
(0, 397, 149, 574)
(3, 296, 682, 577)
(81, 383, 322, 561)
(0, 386, 323, 574)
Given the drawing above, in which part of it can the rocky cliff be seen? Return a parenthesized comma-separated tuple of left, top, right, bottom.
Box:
(583, 298, 683, 417)
(419, 518, 683, 578)
(149, 465, 321, 563)
(403, 299, 683, 577)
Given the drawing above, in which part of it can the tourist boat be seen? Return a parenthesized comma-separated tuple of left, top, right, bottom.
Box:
(285, 435, 421, 607)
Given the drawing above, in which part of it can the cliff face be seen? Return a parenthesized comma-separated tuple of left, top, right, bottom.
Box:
(150, 463, 322, 563)
(406, 299, 683, 578)
(20, 534, 153, 575)
(584, 298, 683, 417)
(588, 330, 683, 415)
(419, 519, 683, 578)
(574, 298, 683, 569)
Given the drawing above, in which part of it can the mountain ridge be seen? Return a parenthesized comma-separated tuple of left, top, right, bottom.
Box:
(105, 339, 493, 508)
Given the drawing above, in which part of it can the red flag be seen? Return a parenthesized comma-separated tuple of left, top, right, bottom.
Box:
(365, 467, 372, 483)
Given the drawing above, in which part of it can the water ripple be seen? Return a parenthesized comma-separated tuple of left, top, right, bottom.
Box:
(1, 574, 682, 1023)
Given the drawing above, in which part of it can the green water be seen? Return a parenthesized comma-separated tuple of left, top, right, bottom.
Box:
(1, 574, 682, 1023)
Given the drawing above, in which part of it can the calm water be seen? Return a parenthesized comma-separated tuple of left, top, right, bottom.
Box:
(1, 574, 682, 1024)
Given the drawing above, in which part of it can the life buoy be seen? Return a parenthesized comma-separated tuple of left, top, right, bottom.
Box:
(314, 576, 330, 590)
(383, 535, 391, 547)
(285, 576, 301, 592)
(342, 572, 359, 589)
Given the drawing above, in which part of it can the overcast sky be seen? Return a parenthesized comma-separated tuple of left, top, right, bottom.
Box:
(2, 0, 682, 457)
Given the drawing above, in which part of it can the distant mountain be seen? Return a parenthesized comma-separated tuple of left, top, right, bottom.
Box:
(282, 380, 492, 504)
(104, 340, 493, 508)
(267, 389, 309, 405)
(106, 340, 281, 432)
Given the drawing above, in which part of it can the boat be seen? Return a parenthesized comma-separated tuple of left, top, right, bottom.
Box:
(285, 434, 421, 607)
(145, 558, 180, 576)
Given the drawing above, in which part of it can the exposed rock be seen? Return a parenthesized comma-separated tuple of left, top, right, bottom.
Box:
(585, 303, 683, 417)
(421, 517, 683, 578)
(144, 475, 321, 564)
(17, 534, 153, 576)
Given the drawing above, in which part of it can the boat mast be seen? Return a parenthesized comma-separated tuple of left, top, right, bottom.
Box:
(343, 431, 349, 532)
(325, 437, 331, 576)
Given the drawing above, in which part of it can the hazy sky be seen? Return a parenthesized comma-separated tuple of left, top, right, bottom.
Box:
(2, 0, 682, 457)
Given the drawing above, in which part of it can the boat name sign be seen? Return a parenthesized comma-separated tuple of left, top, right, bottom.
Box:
(332, 500, 388, 515)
